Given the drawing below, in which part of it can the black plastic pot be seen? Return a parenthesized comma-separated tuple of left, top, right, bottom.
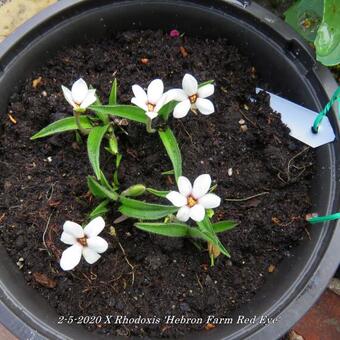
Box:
(0, 1, 339, 339)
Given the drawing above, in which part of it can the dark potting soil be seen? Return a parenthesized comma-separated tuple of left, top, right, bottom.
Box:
(0, 30, 315, 337)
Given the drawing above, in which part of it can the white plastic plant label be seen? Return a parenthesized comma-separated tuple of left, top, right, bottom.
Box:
(256, 88, 335, 148)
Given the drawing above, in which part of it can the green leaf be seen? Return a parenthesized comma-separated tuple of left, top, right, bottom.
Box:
(31, 116, 92, 140)
(89, 85, 109, 124)
(146, 188, 170, 198)
(134, 222, 224, 246)
(284, 0, 323, 42)
(109, 79, 118, 105)
(99, 170, 113, 190)
(90, 105, 147, 124)
(315, 0, 340, 66)
(89, 200, 110, 218)
(198, 80, 214, 88)
(87, 176, 119, 201)
(113, 153, 122, 186)
(158, 127, 182, 180)
(119, 196, 177, 220)
(95, 99, 110, 124)
(161, 169, 175, 175)
(87, 125, 109, 180)
(158, 100, 178, 121)
(135, 222, 192, 237)
(197, 216, 231, 257)
(212, 220, 238, 233)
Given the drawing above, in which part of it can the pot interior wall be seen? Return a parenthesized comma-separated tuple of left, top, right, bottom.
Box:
(0, 1, 338, 339)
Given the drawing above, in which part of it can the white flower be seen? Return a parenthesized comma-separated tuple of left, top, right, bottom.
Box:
(166, 174, 221, 222)
(59, 217, 108, 271)
(61, 78, 97, 112)
(166, 74, 215, 118)
(131, 79, 167, 120)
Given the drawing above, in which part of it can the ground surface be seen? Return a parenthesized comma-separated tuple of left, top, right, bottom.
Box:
(0, 29, 316, 337)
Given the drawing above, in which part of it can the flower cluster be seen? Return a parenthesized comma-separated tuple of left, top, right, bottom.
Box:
(32, 72, 237, 270)
(131, 73, 215, 121)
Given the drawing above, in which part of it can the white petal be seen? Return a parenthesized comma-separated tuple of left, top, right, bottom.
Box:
(198, 84, 214, 98)
(173, 99, 191, 119)
(147, 79, 164, 104)
(131, 97, 148, 111)
(176, 206, 191, 222)
(154, 93, 167, 112)
(145, 110, 158, 120)
(177, 176, 192, 197)
(182, 74, 198, 96)
(63, 221, 84, 238)
(60, 232, 76, 245)
(166, 191, 187, 207)
(84, 217, 105, 238)
(80, 89, 97, 108)
(192, 174, 211, 199)
(195, 98, 214, 115)
(87, 236, 108, 253)
(189, 204, 206, 222)
(82, 247, 101, 264)
(132, 85, 148, 103)
(165, 89, 188, 103)
(71, 78, 88, 104)
(199, 193, 221, 209)
(61, 86, 76, 108)
(60, 244, 82, 271)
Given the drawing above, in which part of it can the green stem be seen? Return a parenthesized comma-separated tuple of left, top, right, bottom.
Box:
(74, 111, 89, 135)
(146, 118, 156, 133)
(210, 254, 215, 267)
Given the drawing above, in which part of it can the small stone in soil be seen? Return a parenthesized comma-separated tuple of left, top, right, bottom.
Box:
(180, 302, 191, 312)
(240, 125, 248, 132)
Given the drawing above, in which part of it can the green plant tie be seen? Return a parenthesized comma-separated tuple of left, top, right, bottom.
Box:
(308, 212, 340, 224)
(312, 86, 340, 133)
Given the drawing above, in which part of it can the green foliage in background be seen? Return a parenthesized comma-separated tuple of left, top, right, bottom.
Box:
(285, 0, 340, 66)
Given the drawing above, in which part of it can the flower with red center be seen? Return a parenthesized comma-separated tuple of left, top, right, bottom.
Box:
(166, 174, 221, 222)
(131, 79, 167, 120)
(166, 74, 215, 118)
(60, 217, 108, 271)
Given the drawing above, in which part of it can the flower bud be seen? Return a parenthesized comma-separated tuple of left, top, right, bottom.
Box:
(121, 184, 146, 197)
(109, 136, 118, 154)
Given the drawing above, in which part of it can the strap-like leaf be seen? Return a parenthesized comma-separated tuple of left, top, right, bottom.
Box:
(89, 200, 110, 218)
(197, 216, 231, 257)
(31, 116, 92, 140)
(213, 220, 239, 233)
(135, 222, 222, 244)
(158, 100, 178, 121)
(90, 105, 147, 124)
(146, 188, 169, 198)
(99, 170, 113, 190)
(135, 222, 191, 237)
(109, 79, 117, 105)
(87, 124, 109, 180)
(198, 80, 214, 88)
(158, 127, 182, 180)
(87, 176, 119, 201)
(119, 197, 177, 220)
